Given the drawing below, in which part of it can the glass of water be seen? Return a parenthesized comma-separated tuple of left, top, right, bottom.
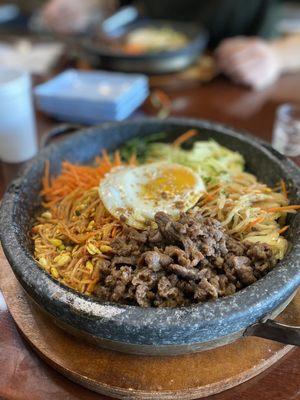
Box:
(272, 103, 300, 164)
(0, 69, 38, 163)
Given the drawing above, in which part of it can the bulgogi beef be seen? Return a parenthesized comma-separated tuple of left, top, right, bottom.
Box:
(93, 211, 276, 307)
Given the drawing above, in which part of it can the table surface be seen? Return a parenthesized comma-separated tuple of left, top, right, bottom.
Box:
(0, 73, 300, 400)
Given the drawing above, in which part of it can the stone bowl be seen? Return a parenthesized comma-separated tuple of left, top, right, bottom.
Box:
(0, 118, 300, 355)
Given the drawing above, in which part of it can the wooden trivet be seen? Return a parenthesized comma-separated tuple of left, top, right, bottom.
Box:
(0, 249, 298, 400)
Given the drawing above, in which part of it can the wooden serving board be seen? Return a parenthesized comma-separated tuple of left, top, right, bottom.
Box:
(0, 249, 298, 400)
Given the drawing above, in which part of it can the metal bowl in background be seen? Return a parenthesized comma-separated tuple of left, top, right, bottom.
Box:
(0, 118, 299, 355)
(81, 20, 208, 74)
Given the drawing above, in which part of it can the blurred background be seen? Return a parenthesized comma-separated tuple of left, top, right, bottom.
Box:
(0, 0, 300, 185)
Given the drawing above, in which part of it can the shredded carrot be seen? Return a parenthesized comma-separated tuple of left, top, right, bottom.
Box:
(173, 129, 198, 147)
(201, 187, 220, 204)
(281, 180, 287, 199)
(41, 150, 137, 206)
(114, 150, 121, 166)
(278, 225, 289, 234)
(129, 152, 137, 165)
(265, 205, 300, 213)
(247, 217, 265, 229)
(150, 89, 172, 118)
(101, 149, 112, 167)
(153, 89, 171, 109)
(202, 193, 215, 203)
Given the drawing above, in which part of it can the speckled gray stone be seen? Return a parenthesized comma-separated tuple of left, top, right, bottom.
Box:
(0, 117, 299, 355)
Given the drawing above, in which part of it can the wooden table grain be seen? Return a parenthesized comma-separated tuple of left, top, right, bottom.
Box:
(0, 74, 300, 400)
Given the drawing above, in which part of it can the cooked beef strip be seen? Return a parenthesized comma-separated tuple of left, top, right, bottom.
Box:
(155, 211, 184, 242)
(111, 237, 140, 256)
(139, 250, 172, 271)
(127, 228, 148, 243)
(111, 256, 138, 267)
(166, 263, 201, 280)
(182, 238, 204, 267)
(93, 210, 276, 307)
(135, 284, 152, 307)
(194, 278, 219, 301)
(157, 276, 180, 299)
(147, 229, 164, 244)
(164, 246, 191, 267)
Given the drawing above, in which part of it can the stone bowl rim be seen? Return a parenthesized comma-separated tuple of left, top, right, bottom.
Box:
(0, 117, 300, 344)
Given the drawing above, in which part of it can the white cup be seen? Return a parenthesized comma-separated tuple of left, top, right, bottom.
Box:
(0, 69, 38, 163)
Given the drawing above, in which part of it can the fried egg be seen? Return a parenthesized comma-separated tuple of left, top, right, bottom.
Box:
(99, 162, 205, 229)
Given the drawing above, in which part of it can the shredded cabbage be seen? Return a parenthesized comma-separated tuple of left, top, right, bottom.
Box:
(145, 140, 245, 184)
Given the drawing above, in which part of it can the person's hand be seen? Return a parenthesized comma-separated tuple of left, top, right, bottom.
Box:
(42, 0, 117, 34)
(215, 37, 282, 90)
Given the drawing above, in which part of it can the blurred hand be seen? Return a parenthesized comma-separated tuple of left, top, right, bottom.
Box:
(42, 0, 117, 34)
(215, 37, 282, 90)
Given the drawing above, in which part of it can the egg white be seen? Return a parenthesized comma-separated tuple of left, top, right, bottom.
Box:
(99, 162, 205, 229)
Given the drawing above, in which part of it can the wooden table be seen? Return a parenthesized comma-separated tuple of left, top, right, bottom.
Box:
(0, 74, 300, 400)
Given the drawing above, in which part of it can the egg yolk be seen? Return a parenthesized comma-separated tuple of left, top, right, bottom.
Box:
(141, 165, 197, 200)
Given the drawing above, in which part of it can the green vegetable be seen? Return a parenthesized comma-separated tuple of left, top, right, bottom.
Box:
(120, 132, 167, 163)
(120, 133, 245, 184)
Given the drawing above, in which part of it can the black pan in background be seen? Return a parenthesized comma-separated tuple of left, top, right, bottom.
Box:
(80, 19, 208, 74)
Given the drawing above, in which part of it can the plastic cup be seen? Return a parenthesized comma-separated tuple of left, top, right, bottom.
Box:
(272, 103, 300, 159)
(0, 69, 38, 163)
